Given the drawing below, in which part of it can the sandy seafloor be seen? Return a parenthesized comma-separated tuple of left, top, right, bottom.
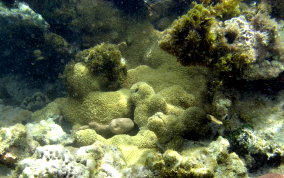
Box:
(0, 0, 284, 177)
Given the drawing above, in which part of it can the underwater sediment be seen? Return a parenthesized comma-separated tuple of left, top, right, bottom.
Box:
(0, 0, 284, 177)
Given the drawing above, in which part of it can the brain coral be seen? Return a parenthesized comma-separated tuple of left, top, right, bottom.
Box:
(61, 89, 132, 126)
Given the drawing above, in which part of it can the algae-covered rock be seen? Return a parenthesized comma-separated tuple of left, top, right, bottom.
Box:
(159, 1, 242, 71)
(0, 104, 32, 127)
(62, 43, 127, 98)
(31, 98, 63, 122)
(75, 43, 127, 91)
(159, 0, 284, 80)
(0, 3, 73, 82)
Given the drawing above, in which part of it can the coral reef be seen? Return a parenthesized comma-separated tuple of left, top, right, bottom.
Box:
(44, 42, 131, 125)
(228, 91, 284, 170)
(1, 0, 284, 177)
(74, 129, 101, 146)
(0, 124, 26, 156)
(16, 140, 152, 178)
(61, 62, 100, 98)
(158, 85, 196, 109)
(31, 88, 132, 129)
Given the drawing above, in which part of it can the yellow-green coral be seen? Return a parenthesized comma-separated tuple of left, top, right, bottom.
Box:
(73, 128, 159, 166)
(130, 82, 167, 127)
(158, 85, 196, 109)
(61, 89, 131, 125)
(74, 129, 105, 146)
(107, 130, 158, 166)
(62, 62, 100, 98)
